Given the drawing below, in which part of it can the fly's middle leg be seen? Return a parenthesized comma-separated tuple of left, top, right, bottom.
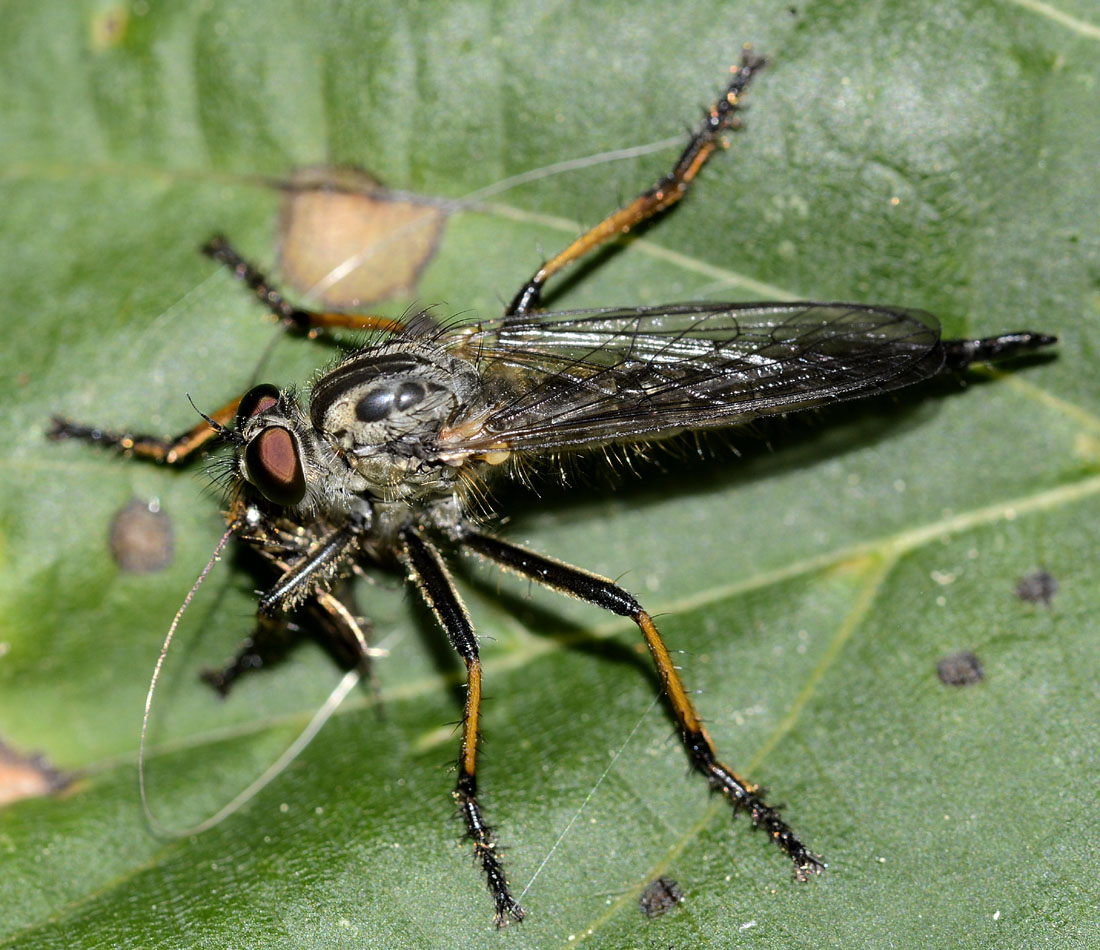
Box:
(47, 394, 243, 464)
(400, 527, 525, 925)
(202, 235, 408, 339)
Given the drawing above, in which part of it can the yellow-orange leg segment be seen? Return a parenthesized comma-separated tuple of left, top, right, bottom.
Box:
(47, 395, 242, 464)
(202, 235, 406, 337)
(459, 529, 825, 879)
(506, 50, 766, 317)
(400, 527, 525, 926)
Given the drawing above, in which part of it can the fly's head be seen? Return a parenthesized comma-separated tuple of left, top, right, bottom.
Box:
(231, 382, 358, 517)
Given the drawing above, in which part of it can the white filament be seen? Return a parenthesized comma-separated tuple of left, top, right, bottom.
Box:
(139, 528, 367, 837)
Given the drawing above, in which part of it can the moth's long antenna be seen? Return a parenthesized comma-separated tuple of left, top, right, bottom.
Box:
(139, 525, 234, 835)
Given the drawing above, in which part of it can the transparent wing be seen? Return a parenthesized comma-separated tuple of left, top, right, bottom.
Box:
(442, 302, 945, 454)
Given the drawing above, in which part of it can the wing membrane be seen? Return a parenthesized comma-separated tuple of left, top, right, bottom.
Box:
(445, 302, 944, 454)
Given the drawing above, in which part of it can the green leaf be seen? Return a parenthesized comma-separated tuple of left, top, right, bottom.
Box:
(3, 1, 1099, 947)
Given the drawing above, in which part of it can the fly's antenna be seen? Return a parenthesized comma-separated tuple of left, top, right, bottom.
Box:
(140, 525, 235, 835)
(187, 394, 246, 447)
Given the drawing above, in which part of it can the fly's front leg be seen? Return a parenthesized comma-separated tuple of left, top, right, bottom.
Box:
(203, 522, 365, 690)
(460, 529, 825, 879)
(47, 395, 242, 464)
(255, 523, 362, 617)
(201, 611, 301, 696)
(202, 587, 375, 696)
(505, 50, 766, 319)
(399, 527, 524, 926)
(202, 235, 407, 338)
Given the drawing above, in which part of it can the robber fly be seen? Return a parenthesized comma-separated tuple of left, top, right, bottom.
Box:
(48, 52, 1055, 925)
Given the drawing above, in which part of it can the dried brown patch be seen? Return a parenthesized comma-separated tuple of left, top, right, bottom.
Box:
(0, 741, 69, 806)
(90, 3, 129, 50)
(109, 498, 174, 573)
(277, 166, 447, 309)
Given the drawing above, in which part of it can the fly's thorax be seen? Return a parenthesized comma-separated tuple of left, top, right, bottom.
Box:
(306, 341, 485, 500)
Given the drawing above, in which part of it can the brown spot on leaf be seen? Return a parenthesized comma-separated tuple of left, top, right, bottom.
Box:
(937, 651, 984, 687)
(1015, 569, 1058, 606)
(109, 498, 174, 573)
(639, 875, 684, 918)
(0, 740, 69, 806)
(277, 166, 447, 309)
(90, 3, 129, 50)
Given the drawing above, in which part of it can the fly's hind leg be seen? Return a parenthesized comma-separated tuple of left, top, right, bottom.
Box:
(400, 527, 525, 926)
(505, 49, 766, 318)
(459, 529, 825, 879)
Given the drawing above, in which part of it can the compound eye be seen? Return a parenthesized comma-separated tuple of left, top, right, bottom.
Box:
(236, 383, 281, 428)
(355, 386, 395, 423)
(244, 425, 306, 506)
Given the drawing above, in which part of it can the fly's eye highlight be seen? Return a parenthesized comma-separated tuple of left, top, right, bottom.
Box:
(244, 425, 306, 506)
(236, 383, 280, 427)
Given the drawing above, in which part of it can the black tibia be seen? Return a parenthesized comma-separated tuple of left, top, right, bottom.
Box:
(46, 396, 242, 465)
(460, 529, 824, 878)
(940, 331, 1058, 372)
(202, 235, 405, 337)
(506, 50, 766, 318)
(399, 528, 525, 926)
